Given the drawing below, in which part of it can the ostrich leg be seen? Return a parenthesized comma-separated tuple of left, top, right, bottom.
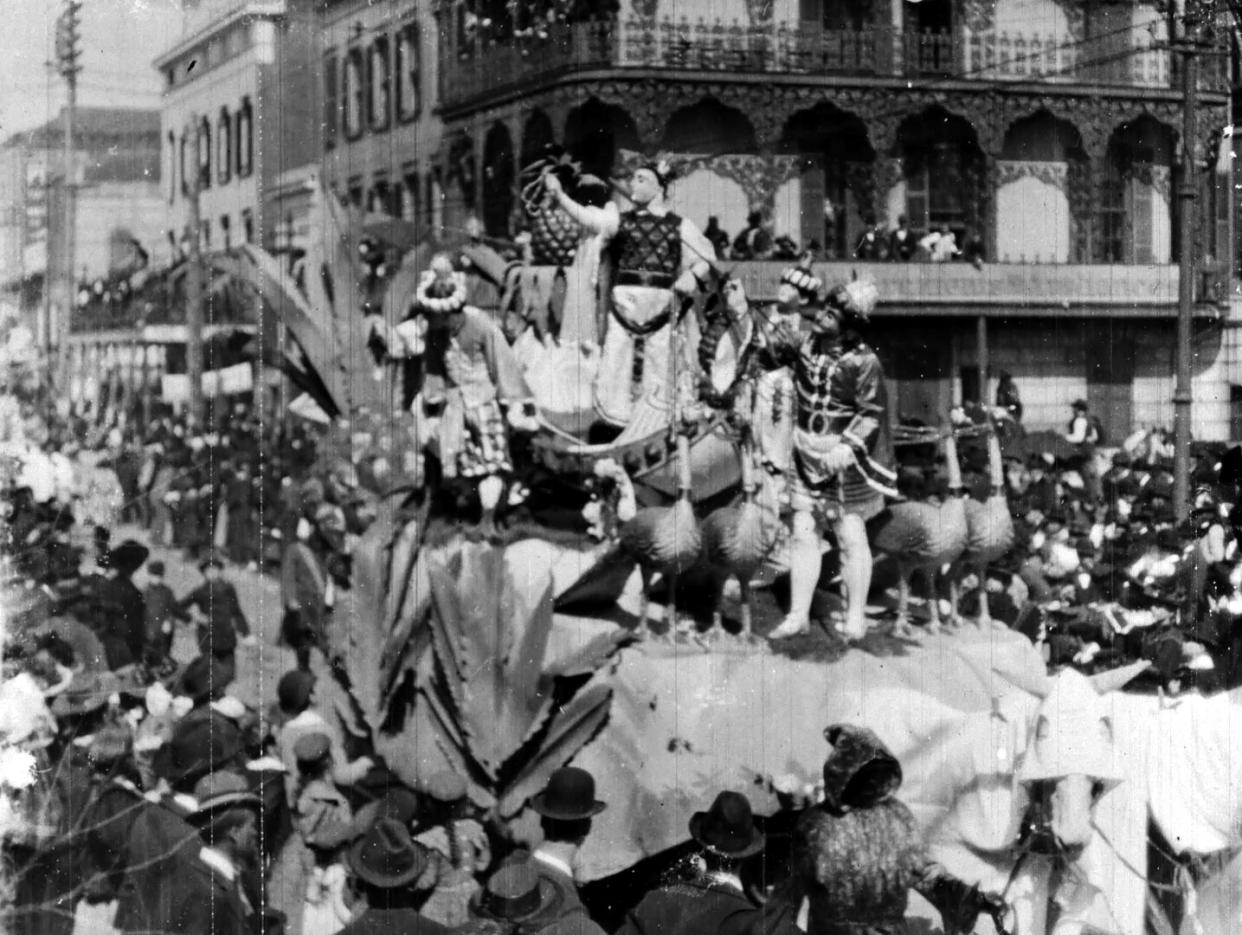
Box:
(637, 566, 653, 640)
(892, 567, 914, 639)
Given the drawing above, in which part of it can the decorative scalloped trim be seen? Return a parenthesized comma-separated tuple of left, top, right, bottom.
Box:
(414, 270, 468, 314)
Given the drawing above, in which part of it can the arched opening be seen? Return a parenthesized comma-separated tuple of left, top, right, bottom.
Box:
(999, 111, 1089, 263)
(482, 122, 516, 238)
(520, 109, 557, 171)
(896, 107, 986, 251)
(660, 98, 757, 156)
(564, 98, 640, 180)
(1099, 115, 1176, 264)
(779, 103, 875, 259)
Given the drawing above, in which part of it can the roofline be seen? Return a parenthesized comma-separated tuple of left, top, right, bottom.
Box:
(153, 0, 287, 71)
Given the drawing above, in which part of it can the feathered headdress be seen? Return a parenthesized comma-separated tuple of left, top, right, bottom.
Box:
(827, 276, 879, 322)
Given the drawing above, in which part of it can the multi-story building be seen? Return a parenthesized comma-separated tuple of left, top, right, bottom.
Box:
(432, 0, 1237, 440)
(0, 107, 165, 348)
(319, 0, 444, 237)
(154, 0, 321, 257)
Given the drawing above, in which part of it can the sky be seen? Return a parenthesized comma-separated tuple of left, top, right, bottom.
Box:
(0, 0, 182, 140)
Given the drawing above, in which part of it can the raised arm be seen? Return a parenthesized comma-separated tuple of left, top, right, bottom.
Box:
(543, 172, 619, 238)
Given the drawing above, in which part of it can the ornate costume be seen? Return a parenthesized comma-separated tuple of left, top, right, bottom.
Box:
(410, 269, 534, 481)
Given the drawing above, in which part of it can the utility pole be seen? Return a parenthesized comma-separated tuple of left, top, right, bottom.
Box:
(185, 115, 205, 424)
(1173, 0, 1206, 524)
(54, 0, 81, 388)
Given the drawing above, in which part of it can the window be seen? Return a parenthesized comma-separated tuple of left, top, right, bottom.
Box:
(236, 97, 253, 177)
(197, 118, 211, 189)
(241, 208, 254, 244)
(348, 176, 364, 208)
(343, 47, 365, 139)
(323, 51, 338, 150)
(368, 37, 390, 132)
(202, 220, 212, 250)
(396, 22, 420, 122)
(429, 168, 444, 234)
(401, 169, 419, 221)
(167, 131, 177, 202)
(179, 133, 188, 195)
(221, 215, 231, 249)
(217, 108, 232, 184)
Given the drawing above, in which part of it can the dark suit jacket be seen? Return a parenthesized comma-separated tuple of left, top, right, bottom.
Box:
(614, 879, 761, 935)
(336, 907, 451, 935)
(166, 851, 255, 935)
(115, 797, 202, 934)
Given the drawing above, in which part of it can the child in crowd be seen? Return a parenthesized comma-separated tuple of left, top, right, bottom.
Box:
(143, 560, 188, 674)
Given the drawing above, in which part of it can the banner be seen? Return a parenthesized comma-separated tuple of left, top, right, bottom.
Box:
(160, 364, 253, 403)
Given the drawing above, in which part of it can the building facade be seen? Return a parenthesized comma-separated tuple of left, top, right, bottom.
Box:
(429, 0, 1235, 439)
(0, 107, 165, 349)
(319, 0, 444, 237)
(155, 0, 321, 257)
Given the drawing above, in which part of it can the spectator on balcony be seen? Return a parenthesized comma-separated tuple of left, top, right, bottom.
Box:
(732, 211, 774, 261)
(854, 219, 885, 261)
(961, 227, 986, 270)
(888, 215, 916, 262)
(704, 216, 730, 259)
(995, 371, 1023, 423)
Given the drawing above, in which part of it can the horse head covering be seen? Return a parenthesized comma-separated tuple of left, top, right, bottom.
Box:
(821, 723, 903, 815)
(1015, 667, 1127, 789)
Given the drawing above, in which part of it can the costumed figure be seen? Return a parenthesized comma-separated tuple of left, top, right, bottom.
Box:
(762, 264, 896, 642)
(543, 160, 717, 428)
(404, 253, 538, 537)
(760, 725, 1004, 935)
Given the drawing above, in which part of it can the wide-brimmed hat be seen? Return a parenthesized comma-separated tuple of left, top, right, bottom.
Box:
(176, 656, 233, 704)
(188, 770, 262, 824)
(347, 817, 430, 889)
(530, 767, 606, 821)
(153, 716, 245, 784)
(107, 540, 149, 576)
(50, 670, 120, 719)
(472, 861, 563, 923)
(350, 786, 421, 839)
(688, 791, 764, 859)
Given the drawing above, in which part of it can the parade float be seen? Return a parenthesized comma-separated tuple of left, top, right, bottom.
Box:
(220, 170, 1242, 935)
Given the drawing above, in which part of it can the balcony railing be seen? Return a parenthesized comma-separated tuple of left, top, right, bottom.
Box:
(726, 262, 1208, 315)
(440, 16, 1223, 106)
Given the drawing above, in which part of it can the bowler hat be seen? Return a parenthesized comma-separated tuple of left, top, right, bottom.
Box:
(530, 767, 606, 821)
(472, 861, 562, 923)
(277, 670, 316, 713)
(350, 786, 420, 839)
(107, 540, 149, 576)
(188, 770, 262, 823)
(347, 817, 430, 889)
(688, 791, 765, 859)
(1072, 399, 1089, 411)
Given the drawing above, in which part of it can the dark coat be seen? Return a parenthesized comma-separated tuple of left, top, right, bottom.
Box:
(615, 879, 761, 935)
(115, 797, 202, 934)
(180, 578, 249, 654)
(164, 851, 256, 935)
(96, 575, 147, 664)
(145, 581, 189, 643)
(336, 907, 452, 935)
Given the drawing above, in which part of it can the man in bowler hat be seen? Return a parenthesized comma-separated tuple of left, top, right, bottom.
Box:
(615, 791, 766, 935)
(337, 818, 450, 935)
(525, 766, 607, 912)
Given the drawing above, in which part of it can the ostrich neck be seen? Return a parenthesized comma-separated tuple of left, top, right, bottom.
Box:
(944, 432, 964, 492)
(987, 431, 1005, 496)
(676, 434, 693, 498)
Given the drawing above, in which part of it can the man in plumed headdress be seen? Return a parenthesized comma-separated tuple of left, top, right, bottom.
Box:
(762, 261, 896, 642)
